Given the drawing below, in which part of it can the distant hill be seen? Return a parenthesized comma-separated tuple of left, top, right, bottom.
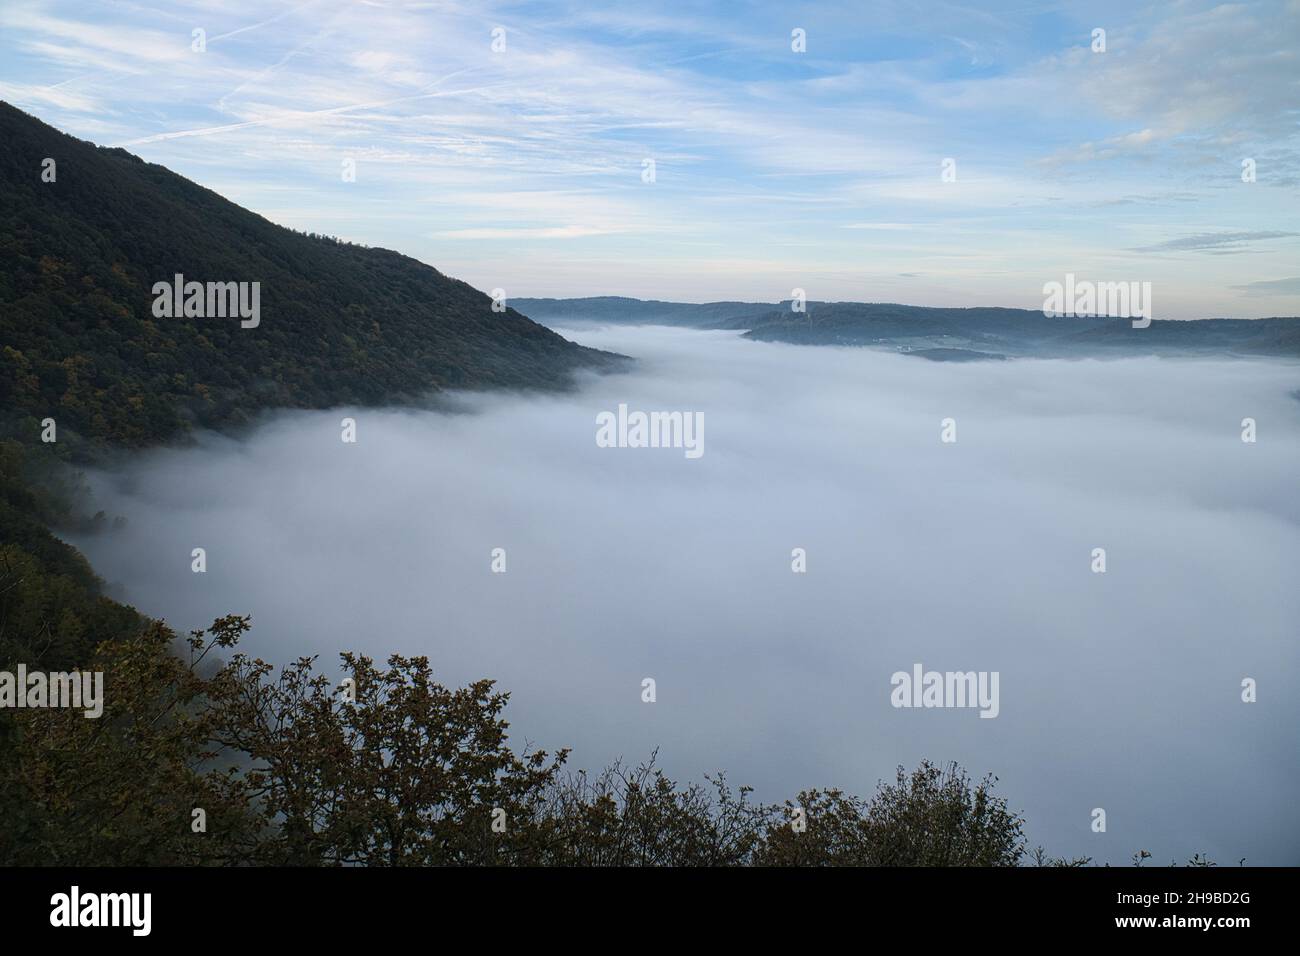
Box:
(513, 296, 1300, 359)
(746, 304, 1300, 357)
(745, 302, 1109, 353)
(512, 296, 775, 330)
(0, 102, 624, 453)
(1056, 315, 1300, 356)
(904, 348, 1007, 362)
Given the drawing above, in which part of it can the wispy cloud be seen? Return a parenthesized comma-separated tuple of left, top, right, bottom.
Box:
(433, 225, 617, 239)
(1133, 231, 1299, 253)
(1232, 276, 1300, 296)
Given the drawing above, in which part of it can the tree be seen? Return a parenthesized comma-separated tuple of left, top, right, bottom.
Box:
(528, 755, 771, 866)
(202, 643, 566, 865)
(0, 617, 258, 865)
(755, 761, 1025, 866)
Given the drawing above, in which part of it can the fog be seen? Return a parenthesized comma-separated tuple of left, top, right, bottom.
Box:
(68, 325, 1300, 865)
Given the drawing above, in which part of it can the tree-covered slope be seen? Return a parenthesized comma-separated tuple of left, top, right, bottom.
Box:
(0, 101, 623, 452)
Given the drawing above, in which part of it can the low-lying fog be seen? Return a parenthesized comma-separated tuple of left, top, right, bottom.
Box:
(68, 324, 1300, 865)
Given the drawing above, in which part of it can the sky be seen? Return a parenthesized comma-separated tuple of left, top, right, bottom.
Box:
(69, 325, 1300, 864)
(2, 0, 1298, 315)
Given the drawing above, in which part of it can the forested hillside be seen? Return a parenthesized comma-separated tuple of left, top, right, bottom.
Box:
(0, 101, 622, 453)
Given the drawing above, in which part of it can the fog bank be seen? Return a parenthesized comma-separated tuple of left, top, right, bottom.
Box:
(69, 325, 1300, 864)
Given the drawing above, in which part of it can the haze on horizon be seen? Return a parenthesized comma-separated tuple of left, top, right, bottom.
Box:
(2, 0, 1298, 318)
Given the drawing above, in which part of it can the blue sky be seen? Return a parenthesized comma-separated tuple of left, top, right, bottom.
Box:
(2, 0, 1298, 317)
